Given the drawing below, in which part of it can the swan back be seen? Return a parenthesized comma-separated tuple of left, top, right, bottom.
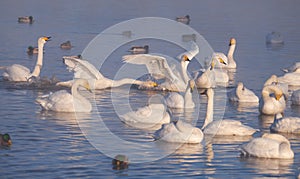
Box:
(229, 82, 259, 103)
(270, 114, 300, 134)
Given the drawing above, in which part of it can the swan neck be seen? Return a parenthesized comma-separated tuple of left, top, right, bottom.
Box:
(227, 44, 235, 58)
(202, 89, 214, 129)
(71, 82, 87, 102)
(112, 78, 140, 87)
(181, 61, 189, 83)
(31, 42, 45, 77)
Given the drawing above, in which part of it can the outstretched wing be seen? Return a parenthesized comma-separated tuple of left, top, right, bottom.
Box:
(62, 56, 104, 80)
(122, 54, 178, 81)
(177, 41, 199, 60)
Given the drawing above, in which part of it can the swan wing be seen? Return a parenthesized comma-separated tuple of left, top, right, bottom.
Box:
(177, 41, 199, 60)
(3, 64, 31, 81)
(122, 54, 178, 81)
(63, 56, 104, 80)
(241, 138, 280, 158)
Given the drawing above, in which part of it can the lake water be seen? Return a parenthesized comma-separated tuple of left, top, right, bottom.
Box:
(1, 0, 300, 178)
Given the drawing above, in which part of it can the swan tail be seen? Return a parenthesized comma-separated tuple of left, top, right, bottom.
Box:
(281, 68, 288, 73)
(35, 98, 48, 109)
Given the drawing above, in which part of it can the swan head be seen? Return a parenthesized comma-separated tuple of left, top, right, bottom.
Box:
(182, 54, 191, 62)
(229, 38, 236, 46)
(237, 82, 245, 90)
(143, 81, 158, 88)
(38, 36, 51, 45)
(0, 133, 12, 146)
(275, 92, 283, 101)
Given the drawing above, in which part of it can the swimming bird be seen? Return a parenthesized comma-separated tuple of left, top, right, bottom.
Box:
(0, 133, 12, 147)
(27, 46, 39, 55)
(0, 36, 50, 82)
(228, 82, 259, 103)
(240, 133, 294, 159)
(36, 79, 92, 112)
(56, 56, 158, 90)
(122, 42, 199, 92)
(259, 85, 286, 115)
(60, 40, 72, 49)
(270, 113, 300, 134)
(120, 103, 171, 130)
(266, 31, 284, 44)
(291, 90, 300, 105)
(214, 38, 237, 69)
(18, 16, 33, 23)
(264, 75, 289, 98)
(153, 119, 203, 144)
(281, 62, 300, 73)
(278, 68, 300, 86)
(176, 15, 190, 24)
(165, 79, 195, 109)
(129, 45, 149, 54)
(202, 88, 257, 136)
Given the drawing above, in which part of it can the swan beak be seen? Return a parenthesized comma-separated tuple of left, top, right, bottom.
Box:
(43, 36, 51, 41)
(182, 55, 190, 62)
(275, 93, 283, 100)
(85, 84, 93, 93)
(152, 82, 158, 87)
(219, 58, 227, 65)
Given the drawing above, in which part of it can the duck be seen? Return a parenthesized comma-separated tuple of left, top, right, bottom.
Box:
(0, 133, 12, 147)
(228, 82, 259, 103)
(165, 79, 195, 109)
(259, 85, 286, 115)
(56, 55, 158, 90)
(36, 79, 92, 112)
(129, 45, 149, 54)
(278, 68, 300, 86)
(291, 90, 300, 105)
(60, 40, 72, 49)
(281, 62, 300, 73)
(153, 119, 203, 144)
(270, 113, 300, 134)
(240, 133, 294, 159)
(18, 16, 33, 23)
(122, 41, 199, 92)
(264, 74, 289, 98)
(27, 46, 39, 55)
(214, 38, 237, 69)
(112, 154, 129, 170)
(176, 15, 190, 24)
(0, 36, 50, 82)
(266, 31, 284, 44)
(202, 88, 257, 136)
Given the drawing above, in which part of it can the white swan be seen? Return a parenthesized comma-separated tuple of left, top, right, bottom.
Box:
(195, 56, 227, 88)
(153, 120, 203, 144)
(36, 79, 92, 112)
(291, 90, 300, 105)
(165, 80, 195, 109)
(264, 75, 289, 98)
(282, 62, 300, 73)
(228, 82, 259, 103)
(278, 68, 300, 86)
(1, 36, 50, 82)
(56, 56, 158, 90)
(214, 38, 237, 69)
(270, 113, 300, 134)
(240, 133, 294, 159)
(120, 103, 170, 130)
(202, 88, 257, 136)
(122, 42, 199, 92)
(259, 85, 286, 115)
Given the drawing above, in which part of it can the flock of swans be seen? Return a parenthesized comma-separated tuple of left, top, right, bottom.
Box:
(1, 35, 300, 160)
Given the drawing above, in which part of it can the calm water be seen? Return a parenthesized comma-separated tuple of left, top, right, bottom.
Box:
(1, 0, 300, 178)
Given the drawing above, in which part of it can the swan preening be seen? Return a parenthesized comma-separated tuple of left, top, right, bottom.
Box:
(56, 56, 158, 90)
(122, 42, 199, 92)
(264, 75, 289, 98)
(259, 85, 286, 115)
(270, 113, 300, 134)
(36, 79, 92, 112)
(228, 82, 259, 103)
(240, 133, 294, 159)
(1, 36, 50, 82)
(277, 68, 300, 86)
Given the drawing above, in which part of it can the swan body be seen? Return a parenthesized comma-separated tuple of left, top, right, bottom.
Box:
(120, 103, 170, 129)
(60, 41, 72, 49)
(291, 90, 300, 105)
(282, 62, 300, 73)
(240, 133, 294, 159)
(214, 38, 237, 69)
(266, 32, 284, 44)
(228, 82, 259, 103)
(278, 68, 300, 86)
(153, 120, 203, 143)
(271, 113, 300, 134)
(202, 88, 257, 136)
(264, 75, 289, 97)
(18, 16, 33, 23)
(1, 36, 50, 82)
(36, 79, 92, 112)
(129, 45, 149, 54)
(122, 42, 199, 91)
(176, 15, 190, 24)
(259, 85, 286, 115)
(56, 56, 158, 90)
(165, 80, 195, 109)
